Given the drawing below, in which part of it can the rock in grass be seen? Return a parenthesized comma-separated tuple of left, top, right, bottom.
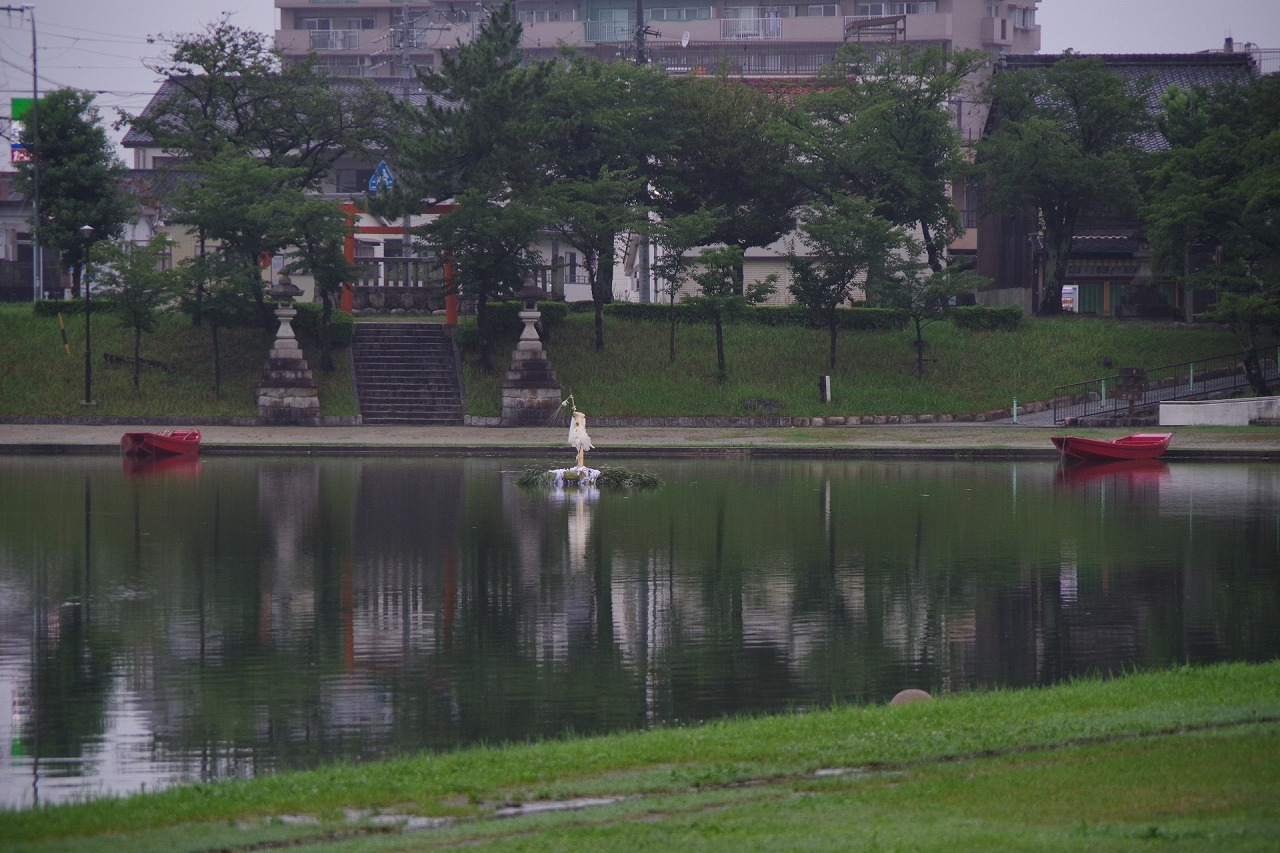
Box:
(890, 689, 933, 706)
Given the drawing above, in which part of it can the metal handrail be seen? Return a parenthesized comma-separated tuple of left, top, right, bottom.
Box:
(1051, 349, 1280, 424)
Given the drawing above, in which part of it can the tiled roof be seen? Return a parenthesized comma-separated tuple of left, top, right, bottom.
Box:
(996, 52, 1257, 152)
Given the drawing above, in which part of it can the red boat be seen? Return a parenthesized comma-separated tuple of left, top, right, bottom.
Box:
(1050, 432, 1172, 464)
(120, 428, 202, 459)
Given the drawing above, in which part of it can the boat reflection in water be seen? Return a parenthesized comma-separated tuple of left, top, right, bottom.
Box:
(121, 454, 203, 478)
(1055, 458, 1171, 485)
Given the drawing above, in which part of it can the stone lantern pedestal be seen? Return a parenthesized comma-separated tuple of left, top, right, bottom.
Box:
(257, 273, 320, 425)
(500, 284, 562, 426)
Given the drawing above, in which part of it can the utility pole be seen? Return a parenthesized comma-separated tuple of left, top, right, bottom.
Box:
(3, 4, 40, 300)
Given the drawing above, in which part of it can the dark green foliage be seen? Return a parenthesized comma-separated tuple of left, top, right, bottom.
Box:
(15, 88, 132, 298)
(34, 299, 83, 317)
(292, 303, 354, 347)
(1146, 74, 1280, 393)
(952, 305, 1023, 331)
(603, 301, 906, 330)
(975, 54, 1150, 315)
(797, 43, 986, 272)
(454, 300, 568, 350)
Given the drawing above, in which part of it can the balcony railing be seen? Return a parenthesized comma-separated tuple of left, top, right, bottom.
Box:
(721, 17, 782, 40)
(584, 20, 634, 43)
(309, 29, 361, 51)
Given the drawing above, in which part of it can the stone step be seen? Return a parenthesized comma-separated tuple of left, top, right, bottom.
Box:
(352, 322, 463, 426)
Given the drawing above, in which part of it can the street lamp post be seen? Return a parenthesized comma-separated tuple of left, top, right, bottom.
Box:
(79, 225, 95, 406)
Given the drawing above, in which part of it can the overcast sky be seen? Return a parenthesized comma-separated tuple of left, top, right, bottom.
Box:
(3, 0, 1279, 166)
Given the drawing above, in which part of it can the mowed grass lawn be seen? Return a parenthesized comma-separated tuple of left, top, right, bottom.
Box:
(1, 663, 1276, 852)
(0, 303, 1262, 420)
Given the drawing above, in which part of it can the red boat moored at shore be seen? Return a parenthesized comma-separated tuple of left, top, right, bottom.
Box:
(1050, 432, 1172, 464)
(121, 429, 202, 459)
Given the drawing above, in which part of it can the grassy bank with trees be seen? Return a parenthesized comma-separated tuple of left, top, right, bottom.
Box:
(1, 303, 1266, 421)
(1, 662, 1276, 851)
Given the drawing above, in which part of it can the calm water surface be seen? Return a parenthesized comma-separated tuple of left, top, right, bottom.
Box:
(1, 454, 1277, 807)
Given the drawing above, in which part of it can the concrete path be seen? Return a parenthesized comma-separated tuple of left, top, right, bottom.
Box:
(2, 422, 1277, 460)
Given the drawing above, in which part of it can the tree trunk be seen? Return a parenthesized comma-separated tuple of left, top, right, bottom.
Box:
(476, 294, 492, 371)
(590, 263, 605, 352)
(320, 290, 334, 372)
(668, 300, 677, 363)
(828, 321, 838, 371)
(920, 222, 944, 273)
(714, 314, 727, 380)
(212, 324, 222, 400)
(1040, 227, 1072, 316)
(133, 328, 142, 389)
(1244, 346, 1272, 396)
(913, 317, 926, 378)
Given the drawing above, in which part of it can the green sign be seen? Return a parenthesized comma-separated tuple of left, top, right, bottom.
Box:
(11, 97, 34, 122)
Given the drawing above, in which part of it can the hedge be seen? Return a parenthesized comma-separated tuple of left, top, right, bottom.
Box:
(951, 304, 1022, 331)
(294, 302, 355, 347)
(603, 301, 907, 331)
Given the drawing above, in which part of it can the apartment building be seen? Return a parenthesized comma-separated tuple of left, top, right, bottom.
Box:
(274, 1, 1041, 100)
(269, 1, 1038, 303)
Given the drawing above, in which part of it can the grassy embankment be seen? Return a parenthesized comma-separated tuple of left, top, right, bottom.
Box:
(1, 662, 1276, 851)
(0, 303, 1261, 420)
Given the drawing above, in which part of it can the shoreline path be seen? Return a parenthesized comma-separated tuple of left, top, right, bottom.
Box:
(1, 422, 1278, 460)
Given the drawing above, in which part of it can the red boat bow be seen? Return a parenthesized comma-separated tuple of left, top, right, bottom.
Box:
(1050, 432, 1172, 464)
(121, 429, 202, 459)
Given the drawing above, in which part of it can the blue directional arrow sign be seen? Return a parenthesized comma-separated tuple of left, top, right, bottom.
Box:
(368, 160, 394, 192)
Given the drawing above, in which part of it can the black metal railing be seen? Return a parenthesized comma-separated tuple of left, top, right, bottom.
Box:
(1052, 349, 1280, 424)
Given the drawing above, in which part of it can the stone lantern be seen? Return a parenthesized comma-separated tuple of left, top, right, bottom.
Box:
(256, 270, 320, 424)
(500, 283, 562, 426)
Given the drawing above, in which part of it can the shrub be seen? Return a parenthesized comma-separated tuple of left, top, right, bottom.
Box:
(456, 300, 568, 350)
(952, 304, 1022, 331)
(35, 298, 83, 317)
(293, 302, 355, 347)
(603, 301, 907, 331)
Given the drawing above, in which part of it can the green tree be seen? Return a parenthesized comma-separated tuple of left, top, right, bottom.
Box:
(1146, 75, 1280, 394)
(975, 54, 1149, 315)
(129, 15, 383, 339)
(873, 259, 988, 378)
(541, 53, 676, 351)
(131, 15, 385, 188)
(287, 199, 356, 372)
(798, 43, 987, 272)
(651, 208, 720, 364)
(376, 0, 552, 366)
(93, 236, 183, 389)
(788, 194, 905, 370)
(167, 148, 311, 321)
(15, 89, 131, 297)
(176, 252, 260, 399)
(686, 246, 776, 381)
(656, 77, 802, 295)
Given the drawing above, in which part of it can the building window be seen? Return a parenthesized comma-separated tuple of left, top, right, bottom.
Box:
(337, 167, 375, 193)
(725, 6, 794, 18)
(854, 2, 937, 16)
(803, 5, 837, 16)
(1010, 6, 1035, 28)
(650, 7, 712, 21)
(302, 17, 375, 50)
(518, 8, 579, 23)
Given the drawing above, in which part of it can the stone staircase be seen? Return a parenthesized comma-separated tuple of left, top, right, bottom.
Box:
(352, 322, 464, 425)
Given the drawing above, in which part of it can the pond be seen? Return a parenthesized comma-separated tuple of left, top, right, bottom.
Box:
(1, 454, 1277, 808)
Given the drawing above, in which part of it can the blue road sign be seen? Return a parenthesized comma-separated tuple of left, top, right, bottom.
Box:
(368, 160, 394, 192)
